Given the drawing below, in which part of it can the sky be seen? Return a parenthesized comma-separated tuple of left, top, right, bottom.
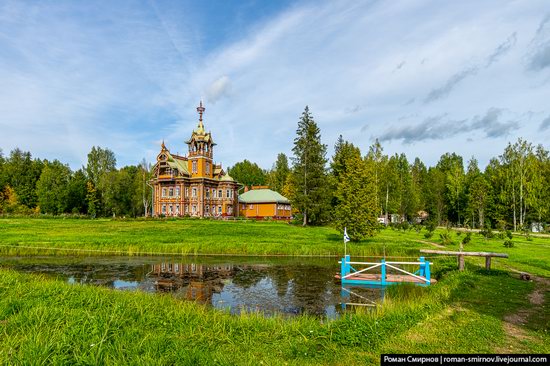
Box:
(1, 0, 550, 171)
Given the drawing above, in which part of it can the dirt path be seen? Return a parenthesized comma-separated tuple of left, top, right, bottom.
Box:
(498, 275, 549, 352)
(415, 239, 446, 249)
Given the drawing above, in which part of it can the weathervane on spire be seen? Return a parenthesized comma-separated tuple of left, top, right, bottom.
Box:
(197, 100, 205, 122)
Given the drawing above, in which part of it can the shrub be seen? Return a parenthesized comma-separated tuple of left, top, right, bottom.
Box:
(462, 232, 472, 246)
(439, 230, 454, 246)
(503, 240, 514, 248)
(506, 230, 513, 240)
(424, 231, 433, 239)
(424, 221, 436, 233)
(479, 226, 494, 239)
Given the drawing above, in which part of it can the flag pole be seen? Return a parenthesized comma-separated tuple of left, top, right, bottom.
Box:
(344, 227, 350, 257)
(344, 234, 347, 256)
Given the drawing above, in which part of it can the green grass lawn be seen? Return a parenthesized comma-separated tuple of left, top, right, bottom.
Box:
(1, 217, 548, 275)
(0, 267, 547, 365)
(0, 217, 548, 364)
(0, 217, 430, 257)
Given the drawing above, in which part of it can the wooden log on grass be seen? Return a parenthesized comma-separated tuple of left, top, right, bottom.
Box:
(420, 249, 508, 271)
(420, 250, 508, 258)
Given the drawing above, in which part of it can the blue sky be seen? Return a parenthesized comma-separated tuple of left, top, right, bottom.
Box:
(1, 0, 549, 170)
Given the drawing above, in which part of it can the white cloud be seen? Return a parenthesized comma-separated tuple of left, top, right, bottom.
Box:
(205, 76, 232, 104)
(1, 0, 549, 170)
(178, 0, 550, 168)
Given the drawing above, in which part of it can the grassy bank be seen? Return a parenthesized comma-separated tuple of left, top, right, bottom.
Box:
(1, 217, 549, 276)
(0, 218, 427, 257)
(0, 267, 547, 365)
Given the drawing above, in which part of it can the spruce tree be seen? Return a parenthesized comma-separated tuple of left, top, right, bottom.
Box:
(290, 106, 329, 226)
(330, 135, 361, 216)
(334, 148, 378, 240)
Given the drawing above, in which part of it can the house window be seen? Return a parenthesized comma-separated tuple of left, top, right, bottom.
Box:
(162, 204, 166, 214)
(218, 206, 222, 214)
(185, 187, 189, 197)
(174, 264, 179, 273)
(175, 204, 180, 215)
(192, 188, 197, 197)
(175, 187, 180, 197)
(168, 205, 173, 214)
(206, 205, 210, 214)
(169, 188, 174, 197)
(206, 162, 210, 174)
(206, 189, 210, 198)
(218, 189, 222, 198)
(162, 188, 167, 197)
(226, 189, 230, 199)
(228, 205, 232, 214)
(192, 205, 197, 214)
(249, 204, 254, 209)
(213, 189, 217, 198)
(185, 205, 188, 214)
(192, 161, 197, 173)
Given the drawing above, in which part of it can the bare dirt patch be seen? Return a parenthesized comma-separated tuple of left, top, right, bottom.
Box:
(498, 274, 549, 352)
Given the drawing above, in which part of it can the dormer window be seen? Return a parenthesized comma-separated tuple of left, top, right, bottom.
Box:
(159, 154, 166, 161)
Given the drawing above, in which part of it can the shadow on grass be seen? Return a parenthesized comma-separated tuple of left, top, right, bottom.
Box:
(440, 265, 541, 332)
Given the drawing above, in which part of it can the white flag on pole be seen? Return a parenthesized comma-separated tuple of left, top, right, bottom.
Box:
(344, 227, 350, 243)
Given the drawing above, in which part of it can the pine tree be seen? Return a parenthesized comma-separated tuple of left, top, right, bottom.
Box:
(290, 106, 329, 226)
(334, 149, 378, 240)
(330, 135, 361, 214)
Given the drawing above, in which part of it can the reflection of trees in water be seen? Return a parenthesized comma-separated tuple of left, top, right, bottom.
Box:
(11, 262, 151, 288)
(267, 266, 291, 298)
(284, 265, 336, 316)
(8, 258, 385, 317)
(245, 264, 339, 316)
(231, 266, 268, 289)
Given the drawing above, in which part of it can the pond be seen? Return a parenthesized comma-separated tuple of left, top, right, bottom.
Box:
(0, 255, 388, 318)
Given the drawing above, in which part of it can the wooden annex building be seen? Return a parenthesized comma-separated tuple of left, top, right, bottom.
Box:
(150, 102, 239, 218)
(239, 186, 292, 220)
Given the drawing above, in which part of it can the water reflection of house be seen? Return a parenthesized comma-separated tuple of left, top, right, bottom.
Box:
(149, 262, 233, 303)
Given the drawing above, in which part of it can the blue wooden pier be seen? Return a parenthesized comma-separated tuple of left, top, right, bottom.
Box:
(336, 255, 434, 287)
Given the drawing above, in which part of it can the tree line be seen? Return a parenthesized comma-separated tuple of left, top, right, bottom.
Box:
(229, 107, 550, 239)
(0, 147, 152, 218)
(1, 106, 549, 240)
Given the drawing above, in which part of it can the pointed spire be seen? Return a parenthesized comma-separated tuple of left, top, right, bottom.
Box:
(195, 100, 205, 134)
(161, 139, 166, 150)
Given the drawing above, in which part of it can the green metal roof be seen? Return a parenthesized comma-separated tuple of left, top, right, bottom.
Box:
(239, 189, 290, 204)
(157, 150, 189, 176)
(220, 173, 234, 182)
